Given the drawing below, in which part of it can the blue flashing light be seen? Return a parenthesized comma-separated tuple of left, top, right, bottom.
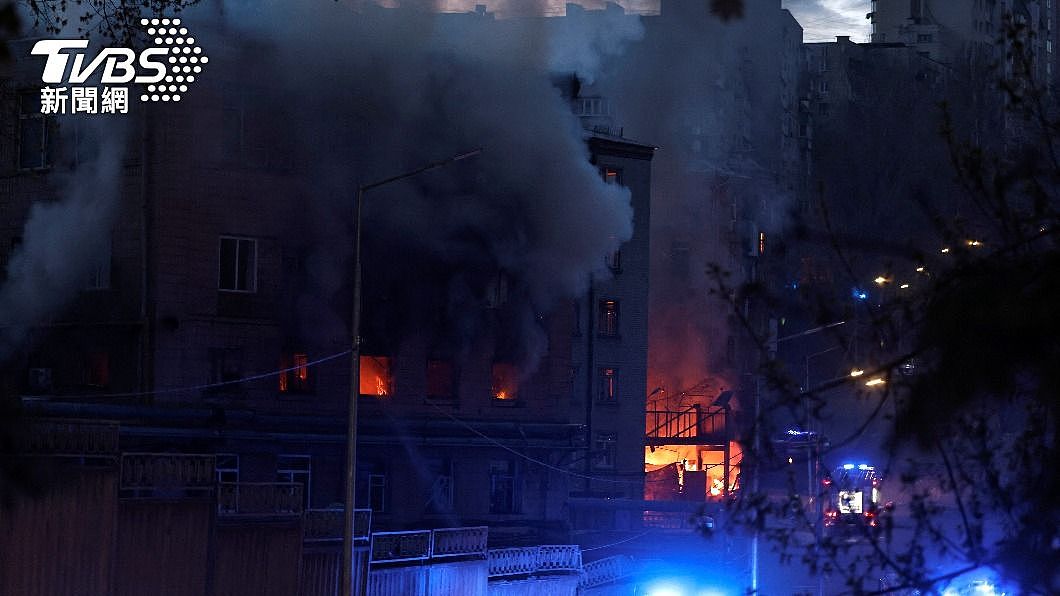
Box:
(787, 281, 799, 290)
(852, 287, 868, 300)
(646, 582, 685, 596)
(843, 463, 855, 470)
(858, 464, 872, 470)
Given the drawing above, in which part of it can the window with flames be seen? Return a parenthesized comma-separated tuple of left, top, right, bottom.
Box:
(279, 352, 311, 394)
(360, 356, 392, 397)
(491, 363, 519, 403)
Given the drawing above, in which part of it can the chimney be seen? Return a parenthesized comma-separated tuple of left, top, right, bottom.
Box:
(837, 35, 851, 44)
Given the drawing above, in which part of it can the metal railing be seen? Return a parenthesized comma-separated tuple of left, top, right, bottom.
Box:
(370, 530, 433, 564)
(304, 507, 371, 542)
(645, 406, 727, 441)
(217, 482, 303, 517)
(16, 418, 119, 458)
(120, 453, 215, 496)
(487, 545, 582, 577)
(431, 526, 488, 559)
(580, 554, 636, 588)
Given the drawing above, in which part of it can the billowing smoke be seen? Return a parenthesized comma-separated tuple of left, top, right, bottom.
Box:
(200, 1, 641, 369)
(0, 119, 126, 361)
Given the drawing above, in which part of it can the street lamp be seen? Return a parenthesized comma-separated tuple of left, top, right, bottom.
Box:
(342, 148, 482, 596)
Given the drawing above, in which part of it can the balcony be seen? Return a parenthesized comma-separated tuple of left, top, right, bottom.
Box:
(15, 418, 119, 459)
(645, 405, 728, 446)
(369, 530, 433, 564)
(217, 482, 303, 518)
(119, 453, 215, 498)
(430, 526, 488, 560)
(487, 545, 582, 578)
(304, 507, 372, 542)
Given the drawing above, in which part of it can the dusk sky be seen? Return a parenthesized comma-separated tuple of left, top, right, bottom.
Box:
(437, 0, 871, 42)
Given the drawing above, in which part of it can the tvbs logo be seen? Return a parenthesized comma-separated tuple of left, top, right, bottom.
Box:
(31, 18, 207, 114)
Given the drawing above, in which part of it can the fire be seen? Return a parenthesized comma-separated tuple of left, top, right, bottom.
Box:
(375, 377, 388, 396)
(359, 356, 392, 397)
(495, 390, 509, 400)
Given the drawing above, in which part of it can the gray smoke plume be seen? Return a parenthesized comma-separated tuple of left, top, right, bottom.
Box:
(197, 1, 641, 369)
(0, 119, 126, 361)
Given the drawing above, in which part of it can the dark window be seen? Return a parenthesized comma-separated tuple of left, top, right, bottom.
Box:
(486, 272, 509, 308)
(86, 239, 112, 290)
(602, 167, 622, 185)
(218, 236, 256, 292)
(83, 351, 110, 388)
(207, 347, 244, 394)
(279, 352, 311, 394)
(598, 299, 619, 337)
(360, 355, 392, 397)
(489, 460, 520, 514)
(917, 34, 933, 43)
(605, 248, 621, 272)
(368, 473, 386, 512)
(216, 454, 239, 484)
(19, 92, 53, 169)
(598, 367, 618, 403)
(426, 360, 455, 400)
(425, 459, 454, 513)
(276, 454, 311, 509)
(594, 433, 617, 470)
(491, 363, 519, 403)
(818, 103, 830, 116)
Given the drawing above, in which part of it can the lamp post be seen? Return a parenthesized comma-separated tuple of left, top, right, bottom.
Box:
(341, 148, 482, 596)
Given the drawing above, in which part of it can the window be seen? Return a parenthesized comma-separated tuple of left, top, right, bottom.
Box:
(218, 236, 257, 293)
(598, 299, 619, 337)
(917, 34, 933, 43)
(594, 433, 617, 470)
(489, 460, 520, 514)
(426, 360, 455, 401)
(491, 363, 519, 403)
(19, 91, 54, 169)
(605, 248, 621, 272)
(216, 454, 239, 484)
(207, 347, 243, 394)
(276, 454, 311, 509)
(360, 355, 392, 397)
(425, 459, 454, 513)
(602, 167, 622, 185)
(86, 239, 112, 290)
(83, 351, 109, 388)
(279, 352, 311, 394)
(368, 474, 386, 512)
(598, 367, 618, 403)
(819, 80, 829, 94)
(818, 103, 830, 116)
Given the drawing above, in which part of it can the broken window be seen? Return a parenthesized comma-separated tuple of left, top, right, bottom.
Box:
(605, 248, 621, 272)
(279, 352, 311, 394)
(598, 367, 618, 403)
(491, 363, 519, 402)
(594, 433, 617, 470)
(489, 460, 520, 514)
(19, 91, 54, 169)
(218, 236, 257, 293)
(360, 355, 392, 397)
(426, 360, 455, 401)
(598, 299, 619, 337)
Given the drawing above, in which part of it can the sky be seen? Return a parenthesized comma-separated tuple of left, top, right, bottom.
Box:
(782, 0, 871, 42)
(436, 1, 871, 43)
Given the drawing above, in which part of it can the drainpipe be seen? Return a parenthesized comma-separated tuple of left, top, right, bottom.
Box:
(583, 275, 595, 495)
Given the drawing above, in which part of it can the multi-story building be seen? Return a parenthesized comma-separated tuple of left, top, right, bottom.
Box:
(0, 9, 655, 595)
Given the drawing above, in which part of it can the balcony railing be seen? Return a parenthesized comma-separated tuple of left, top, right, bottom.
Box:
(488, 545, 582, 577)
(303, 508, 372, 542)
(646, 406, 727, 443)
(217, 482, 303, 517)
(431, 526, 488, 560)
(370, 530, 433, 564)
(580, 555, 636, 589)
(120, 453, 215, 497)
(16, 419, 119, 458)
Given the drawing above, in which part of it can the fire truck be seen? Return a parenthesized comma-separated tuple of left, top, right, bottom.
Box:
(822, 463, 891, 534)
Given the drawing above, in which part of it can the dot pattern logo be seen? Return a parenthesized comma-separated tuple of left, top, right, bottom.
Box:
(139, 18, 208, 103)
